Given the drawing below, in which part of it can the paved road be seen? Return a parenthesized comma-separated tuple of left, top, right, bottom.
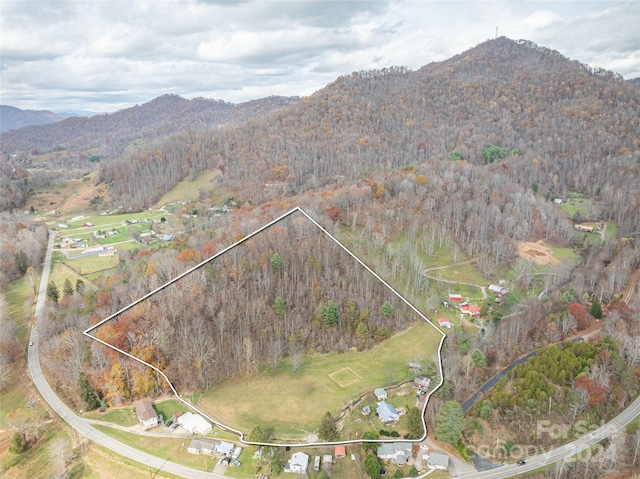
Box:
(457, 393, 640, 478)
(29, 230, 640, 479)
(28, 230, 226, 479)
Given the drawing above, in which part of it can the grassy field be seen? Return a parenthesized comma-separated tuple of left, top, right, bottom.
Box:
(559, 191, 596, 220)
(199, 320, 441, 438)
(93, 425, 215, 471)
(84, 407, 138, 427)
(154, 170, 223, 208)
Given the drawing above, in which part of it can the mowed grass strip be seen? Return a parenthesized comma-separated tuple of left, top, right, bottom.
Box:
(93, 426, 214, 471)
(199, 320, 440, 436)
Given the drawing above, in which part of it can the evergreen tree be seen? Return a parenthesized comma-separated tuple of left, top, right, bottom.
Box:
(75, 279, 85, 296)
(435, 400, 464, 444)
(270, 253, 282, 273)
(273, 296, 285, 318)
(364, 453, 381, 478)
(381, 300, 394, 317)
(318, 411, 338, 441)
(408, 466, 419, 477)
(78, 372, 100, 411)
(471, 349, 486, 368)
(323, 300, 339, 326)
(9, 431, 28, 454)
(590, 297, 602, 319)
(63, 278, 74, 297)
(405, 406, 424, 439)
(14, 250, 29, 275)
(46, 281, 60, 303)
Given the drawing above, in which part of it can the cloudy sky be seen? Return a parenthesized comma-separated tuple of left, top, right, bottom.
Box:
(1, 0, 639, 113)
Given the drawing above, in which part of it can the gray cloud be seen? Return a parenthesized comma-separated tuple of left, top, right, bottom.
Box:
(1, 0, 637, 113)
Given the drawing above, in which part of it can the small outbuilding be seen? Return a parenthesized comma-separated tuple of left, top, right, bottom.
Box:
(374, 387, 388, 401)
(177, 412, 213, 435)
(335, 445, 346, 458)
(437, 317, 452, 328)
(415, 375, 432, 389)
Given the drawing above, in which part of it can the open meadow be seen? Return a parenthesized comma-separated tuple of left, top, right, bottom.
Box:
(199, 319, 441, 439)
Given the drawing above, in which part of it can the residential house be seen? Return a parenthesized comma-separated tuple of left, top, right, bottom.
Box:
(377, 401, 400, 424)
(374, 387, 387, 401)
(135, 400, 159, 430)
(177, 412, 213, 435)
(427, 451, 449, 470)
(187, 438, 219, 455)
(284, 452, 309, 474)
(414, 375, 431, 389)
(488, 284, 509, 296)
(335, 445, 346, 458)
(377, 442, 413, 465)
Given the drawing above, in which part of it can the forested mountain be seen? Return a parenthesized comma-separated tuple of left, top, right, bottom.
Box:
(0, 105, 63, 133)
(99, 37, 639, 235)
(0, 94, 300, 156)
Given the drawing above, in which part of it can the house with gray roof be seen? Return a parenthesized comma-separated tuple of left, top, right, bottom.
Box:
(427, 451, 449, 470)
(374, 387, 387, 401)
(377, 441, 413, 465)
(187, 438, 219, 455)
(376, 400, 400, 423)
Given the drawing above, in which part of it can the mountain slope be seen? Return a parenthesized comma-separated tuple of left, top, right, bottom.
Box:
(0, 94, 299, 154)
(0, 105, 63, 133)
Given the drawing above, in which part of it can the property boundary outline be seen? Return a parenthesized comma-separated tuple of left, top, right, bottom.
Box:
(83, 206, 447, 447)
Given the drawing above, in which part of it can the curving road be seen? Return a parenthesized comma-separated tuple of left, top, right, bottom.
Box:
(29, 230, 640, 479)
(29, 230, 225, 479)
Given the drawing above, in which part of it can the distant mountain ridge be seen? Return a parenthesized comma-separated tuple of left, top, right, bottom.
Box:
(0, 105, 63, 133)
(0, 94, 300, 154)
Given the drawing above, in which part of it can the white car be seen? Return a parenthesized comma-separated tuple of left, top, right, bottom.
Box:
(29, 341, 33, 347)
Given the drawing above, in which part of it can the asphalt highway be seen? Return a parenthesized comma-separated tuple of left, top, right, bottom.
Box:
(29, 230, 226, 479)
(28, 230, 640, 479)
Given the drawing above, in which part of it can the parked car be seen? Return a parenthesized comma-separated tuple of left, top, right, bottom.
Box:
(171, 423, 180, 430)
(165, 420, 173, 428)
(232, 459, 241, 467)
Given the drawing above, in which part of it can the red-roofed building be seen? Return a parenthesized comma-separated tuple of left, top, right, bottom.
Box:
(335, 446, 346, 458)
(437, 317, 452, 328)
(448, 294, 462, 302)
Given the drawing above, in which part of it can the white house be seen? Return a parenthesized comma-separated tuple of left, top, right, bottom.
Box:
(177, 412, 213, 435)
(187, 438, 219, 455)
(284, 452, 309, 474)
(377, 442, 413, 465)
(488, 284, 509, 296)
(374, 387, 387, 401)
(135, 400, 159, 430)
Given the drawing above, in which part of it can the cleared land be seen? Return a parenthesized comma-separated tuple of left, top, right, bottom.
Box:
(199, 319, 439, 437)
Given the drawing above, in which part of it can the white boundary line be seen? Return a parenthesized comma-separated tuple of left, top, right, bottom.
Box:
(83, 206, 446, 448)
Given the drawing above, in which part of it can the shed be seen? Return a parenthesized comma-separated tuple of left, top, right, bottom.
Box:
(448, 293, 462, 301)
(437, 317, 452, 328)
(335, 445, 346, 458)
(374, 387, 387, 401)
(217, 441, 234, 456)
(415, 375, 432, 389)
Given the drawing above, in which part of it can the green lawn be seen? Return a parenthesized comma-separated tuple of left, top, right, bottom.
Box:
(154, 170, 223, 208)
(84, 407, 138, 427)
(199, 320, 441, 438)
(93, 425, 216, 471)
